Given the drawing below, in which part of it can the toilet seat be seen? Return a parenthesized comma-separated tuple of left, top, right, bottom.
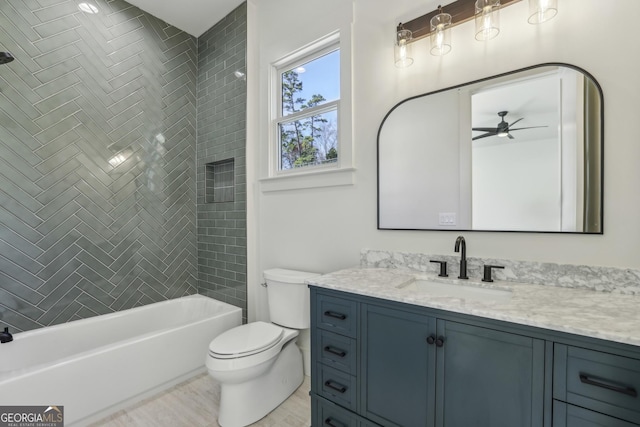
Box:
(209, 322, 284, 359)
(207, 324, 299, 374)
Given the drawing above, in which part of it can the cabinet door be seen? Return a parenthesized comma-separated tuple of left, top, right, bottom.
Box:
(437, 321, 545, 427)
(361, 304, 436, 427)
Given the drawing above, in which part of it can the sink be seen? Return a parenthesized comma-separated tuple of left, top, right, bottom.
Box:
(397, 279, 512, 303)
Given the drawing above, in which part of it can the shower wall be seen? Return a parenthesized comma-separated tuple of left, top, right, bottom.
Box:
(0, 0, 198, 332)
(196, 4, 247, 320)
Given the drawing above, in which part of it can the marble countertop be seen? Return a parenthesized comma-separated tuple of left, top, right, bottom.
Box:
(307, 267, 640, 348)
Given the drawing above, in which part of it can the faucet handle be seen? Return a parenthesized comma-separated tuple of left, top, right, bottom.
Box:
(429, 260, 448, 277)
(482, 265, 504, 282)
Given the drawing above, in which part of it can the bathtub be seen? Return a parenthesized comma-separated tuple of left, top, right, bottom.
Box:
(0, 294, 241, 426)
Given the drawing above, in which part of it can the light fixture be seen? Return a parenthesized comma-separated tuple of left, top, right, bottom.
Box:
(395, 0, 556, 67)
(394, 24, 414, 68)
(527, 0, 558, 24)
(233, 70, 246, 81)
(475, 0, 500, 41)
(430, 6, 452, 56)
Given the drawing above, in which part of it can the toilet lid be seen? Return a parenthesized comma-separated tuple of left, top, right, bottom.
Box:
(209, 321, 284, 357)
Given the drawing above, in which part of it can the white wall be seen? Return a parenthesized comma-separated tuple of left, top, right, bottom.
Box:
(247, 0, 640, 321)
(472, 137, 561, 231)
(379, 91, 461, 229)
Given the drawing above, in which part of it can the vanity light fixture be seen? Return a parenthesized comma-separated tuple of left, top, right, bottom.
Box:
(475, 0, 501, 41)
(430, 5, 452, 55)
(527, 0, 558, 24)
(394, 24, 414, 67)
(395, 0, 558, 67)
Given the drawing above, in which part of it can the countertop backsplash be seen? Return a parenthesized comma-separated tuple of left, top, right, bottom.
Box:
(361, 249, 640, 295)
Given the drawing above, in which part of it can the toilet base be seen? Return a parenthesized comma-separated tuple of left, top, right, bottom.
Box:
(217, 340, 304, 427)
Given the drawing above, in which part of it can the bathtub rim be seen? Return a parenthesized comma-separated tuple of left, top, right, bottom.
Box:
(0, 294, 242, 382)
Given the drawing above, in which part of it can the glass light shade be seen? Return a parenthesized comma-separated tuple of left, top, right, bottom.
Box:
(430, 12, 452, 56)
(395, 28, 414, 67)
(475, 0, 500, 41)
(528, 0, 558, 24)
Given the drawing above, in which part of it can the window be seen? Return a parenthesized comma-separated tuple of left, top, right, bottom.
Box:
(273, 40, 340, 173)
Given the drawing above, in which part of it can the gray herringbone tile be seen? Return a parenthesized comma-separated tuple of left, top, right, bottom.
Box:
(0, 0, 198, 332)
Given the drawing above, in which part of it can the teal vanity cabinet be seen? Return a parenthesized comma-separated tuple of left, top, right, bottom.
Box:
(310, 287, 640, 427)
(311, 288, 545, 427)
(553, 344, 640, 426)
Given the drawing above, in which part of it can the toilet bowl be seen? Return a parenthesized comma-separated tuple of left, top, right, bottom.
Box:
(206, 321, 302, 427)
(206, 268, 319, 427)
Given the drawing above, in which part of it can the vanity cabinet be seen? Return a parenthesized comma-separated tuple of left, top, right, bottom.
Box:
(311, 288, 544, 427)
(361, 302, 545, 427)
(310, 287, 640, 427)
(553, 344, 640, 426)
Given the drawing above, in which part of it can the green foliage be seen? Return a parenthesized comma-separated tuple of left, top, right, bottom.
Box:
(280, 70, 337, 169)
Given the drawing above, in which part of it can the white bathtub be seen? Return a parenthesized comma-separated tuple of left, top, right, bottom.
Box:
(0, 294, 241, 426)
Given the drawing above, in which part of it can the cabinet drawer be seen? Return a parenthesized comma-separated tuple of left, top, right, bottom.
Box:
(313, 395, 358, 427)
(316, 293, 358, 338)
(316, 329, 357, 375)
(553, 400, 639, 427)
(317, 364, 357, 412)
(554, 344, 640, 424)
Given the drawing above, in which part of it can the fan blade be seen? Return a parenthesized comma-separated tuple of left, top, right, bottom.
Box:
(472, 127, 498, 132)
(472, 132, 496, 141)
(508, 133, 515, 139)
(507, 118, 524, 128)
(509, 125, 548, 131)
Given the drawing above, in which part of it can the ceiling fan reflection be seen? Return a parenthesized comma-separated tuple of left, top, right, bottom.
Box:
(472, 111, 547, 141)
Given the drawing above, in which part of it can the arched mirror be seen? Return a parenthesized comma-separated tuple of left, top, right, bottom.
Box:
(378, 63, 603, 233)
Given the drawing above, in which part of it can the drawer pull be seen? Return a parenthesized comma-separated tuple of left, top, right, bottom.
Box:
(324, 417, 346, 427)
(324, 380, 348, 394)
(579, 373, 638, 397)
(324, 345, 347, 358)
(324, 310, 347, 320)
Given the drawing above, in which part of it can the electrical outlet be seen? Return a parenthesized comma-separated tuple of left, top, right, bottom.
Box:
(438, 212, 457, 226)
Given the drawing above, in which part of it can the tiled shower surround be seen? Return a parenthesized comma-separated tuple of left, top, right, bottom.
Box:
(0, 1, 247, 332)
(196, 5, 248, 320)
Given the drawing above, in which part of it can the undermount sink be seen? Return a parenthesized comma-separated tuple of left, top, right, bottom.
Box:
(397, 278, 513, 303)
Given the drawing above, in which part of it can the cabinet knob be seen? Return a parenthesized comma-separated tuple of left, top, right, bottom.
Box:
(427, 335, 436, 345)
(435, 337, 445, 347)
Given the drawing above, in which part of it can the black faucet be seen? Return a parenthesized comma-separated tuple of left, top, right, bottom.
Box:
(0, 327, 13, 343)
(454, 236, 468, 279)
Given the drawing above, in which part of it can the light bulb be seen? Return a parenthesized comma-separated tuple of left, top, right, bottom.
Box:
(430, 10, 452, 56)
(394, 27, 414, 67)
(475, 0, 500, 41)
(528, 0, 557, 24)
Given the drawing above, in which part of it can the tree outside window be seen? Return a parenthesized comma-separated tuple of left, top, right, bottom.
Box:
(276, 49, 340, 171)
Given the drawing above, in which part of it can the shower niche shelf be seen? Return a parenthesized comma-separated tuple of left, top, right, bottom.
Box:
(205, 158, 235, 203)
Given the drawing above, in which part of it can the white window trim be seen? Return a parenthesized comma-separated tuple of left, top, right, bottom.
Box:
(261, 30, 354, 192)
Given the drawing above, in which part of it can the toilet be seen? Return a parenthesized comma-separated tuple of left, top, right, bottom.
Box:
(206, 268, 319, 427)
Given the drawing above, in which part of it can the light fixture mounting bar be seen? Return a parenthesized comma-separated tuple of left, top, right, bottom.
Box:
(399, 0, 521, 42)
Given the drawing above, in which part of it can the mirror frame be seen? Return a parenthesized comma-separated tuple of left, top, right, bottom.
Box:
(377, 63, 604, 234)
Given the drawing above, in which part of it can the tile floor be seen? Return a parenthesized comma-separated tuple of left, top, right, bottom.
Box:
(90, 373, 311, 427)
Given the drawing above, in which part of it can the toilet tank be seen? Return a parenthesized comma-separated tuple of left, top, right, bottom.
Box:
(264, 268, 320, 329)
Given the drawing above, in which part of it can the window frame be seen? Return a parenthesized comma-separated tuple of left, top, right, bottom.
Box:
(270, 33, 342, 177)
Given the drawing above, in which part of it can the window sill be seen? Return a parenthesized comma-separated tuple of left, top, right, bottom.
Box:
(260, 167, 356, 192)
